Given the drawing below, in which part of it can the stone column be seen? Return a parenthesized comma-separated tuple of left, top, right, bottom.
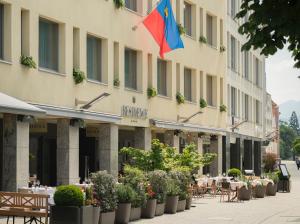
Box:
(197, 137, 203, 175)
(134, 127, 151, 150)
(98, 124, 119, 177)
(57, 119, 79, 185)
(210, 138, 219, 177)
(217, 135, 223, 175)
(226, 133, 231, 171)
(164, 130, 180, 150)
(2, 114, 29, 191)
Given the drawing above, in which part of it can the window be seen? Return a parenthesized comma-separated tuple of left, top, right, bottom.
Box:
(21, 10, 30, 56)
(125, 0, 137, 12)
(184, 2, 192, 36)
(184, 68, 192, 102)
(0, 4, 3, 59)
(230, 36, 236, 71)
(87, 35, 102, 82)
(231, 87, 236, 116)
(39, 18, 59, 71)
(244, 94, 249, 121)
(256, 100, 260, 124)
(255, 58, 260, 86)
(157, 59, 167, 96)
(125, 48, 137, 90)
(230, 0, 236, 18)
(244, 51, 249, 80)
(206, 15, 213, 46)
(207, 76, 213, 106)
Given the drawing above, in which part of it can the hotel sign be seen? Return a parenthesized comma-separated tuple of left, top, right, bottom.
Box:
(121, 105, 148, 120)
(30, 120, 47, 133)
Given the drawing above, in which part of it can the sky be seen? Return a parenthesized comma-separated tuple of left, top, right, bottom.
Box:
(266, 48, 300, 105)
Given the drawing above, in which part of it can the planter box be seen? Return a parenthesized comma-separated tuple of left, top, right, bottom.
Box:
(99, 211, 115, 224)
(177, 200, 186, 212)
(92, 207, 100, 224)
(255, 185, 265, 198)
(266, 183, 277, 196)
(116, 203, 131, 224)
(238, 186, 251, 201)
(185, 197, 192, 210)
(50, 205, 94, 224)
(142, 199, 157, 219)
(129, 207, 141, 221)
(155, 203, 165, 216)
(165, 196, 178, 214)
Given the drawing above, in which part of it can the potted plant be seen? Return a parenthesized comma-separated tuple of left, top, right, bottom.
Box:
(113, 0, 125, 9)
(171, 170, 190, 212)
(227, 168, 242, 178)
(254, 182, 265, 198)
(220, 45, 226, 53)
(220, 104, 227, 112)
(73, 68, 85, 84)
(165, 178, 180, 214)
(147, 87, 157, 99)
(199, 36, 207, 44)
(85, 186, 101, 224)
(147, 170, 168, 216)
(186, 186, 193, 210)
(115, 184, 134, 224)
(20, 55, 37, 69)
(176, 92, 185, 104)
(177, 23, 185, 36)
(114, 77, 120, 87)
(200, 98, 207, 109)
(141, 184, 157, 219)
(51, 185, 93, 224)
(91, 171, 118, 224)
(266, 172, 279, 196)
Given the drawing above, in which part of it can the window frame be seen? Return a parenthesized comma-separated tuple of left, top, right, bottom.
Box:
(230, 36, 236, 71)
(206, 75, 214, 106)
(125, 0, 138, 12)
(206, 14, 213, 46)
(157, 59, 167, 96)
(86, 34, 102, 82)
(184, 1, 192, 37)
(184, 68, 192, 102)
(0, 4, 4, 60)
(231, 87, 236, 116)
(39, 18, 59, 72)
(125, 48, 138, 90)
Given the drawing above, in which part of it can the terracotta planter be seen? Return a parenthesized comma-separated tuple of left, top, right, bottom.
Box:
(116, 203, 131, 224)
(165, 195, 179, 214)
(185, 197, 192, 210)
(238, 186, 251, 201)
(255, 185, 265, 198)
(155, 203, 165, 216)
(99, 211, 115, 224)
(177, 200, 186, 212)
(141, 199, 157, 219)
(129, 207, 141, 221)
(266, 183, 277, 196)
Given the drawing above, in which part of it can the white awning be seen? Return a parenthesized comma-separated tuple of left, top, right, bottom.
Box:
(150, 119, 226, 135)
(0, 92, 46, 117)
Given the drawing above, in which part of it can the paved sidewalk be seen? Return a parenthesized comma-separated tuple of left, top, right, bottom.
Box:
(1, 161, 299, 224)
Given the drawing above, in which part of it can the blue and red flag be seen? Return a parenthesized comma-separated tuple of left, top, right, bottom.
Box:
(143, 0, 184, 58)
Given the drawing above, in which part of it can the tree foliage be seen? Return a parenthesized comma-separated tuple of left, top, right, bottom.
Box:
(236, 0, 300, 68)
(289, 111, 300, 135)
(280, 121, 297, 159)
(293, 138, 300, 155)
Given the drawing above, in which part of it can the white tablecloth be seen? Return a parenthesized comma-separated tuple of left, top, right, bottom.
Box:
(230, 181, 245, 190)
(20, 187, 56, 205)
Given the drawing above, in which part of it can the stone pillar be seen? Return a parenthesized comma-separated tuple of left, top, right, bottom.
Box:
(164, 130, 180, 150)
(57, 119, 79, 185)
(197, 137, 203, 175)
(210, 138, 220, 177)
(217, 135, 223, 175)
(226, 133, 231, 171)
(2, 114, 29, 191)
(98, 124, 119, 177)
(134, 127, 151, 150)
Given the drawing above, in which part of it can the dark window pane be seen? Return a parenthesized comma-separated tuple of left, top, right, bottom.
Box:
(125, 0, 137, 12)
(157, 59, 167, 96)
(125, 48, 137, 90)
(0, 4, 3, 59)
(184, 68, 192, 101)
(87, 35, 102, 82)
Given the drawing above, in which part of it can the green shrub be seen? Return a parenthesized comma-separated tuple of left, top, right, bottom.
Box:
(20, 55, 36, 69)
(200, 98, 207, 108)
(147, 87, 157, 98)
(114, 78, 120, 87)
(73, 68, 85, 84)
(166, 178, 180, 196)
(54, 185, 84, 207)
(266, 172, 279, 184)
(168, 170, 190, 200)
(147, 170, 168, 204)
(220, 45, 226, 52)
(177, 23, 185, 35)
(220, 104, 227, 112)
(176, 92, 185, 104)
(116, 184, 135, 204)
(91, 171, 118, 212)
(227, 168, 242, 177)
(199, 36, 207, 44)
(113, 0, 125, 9)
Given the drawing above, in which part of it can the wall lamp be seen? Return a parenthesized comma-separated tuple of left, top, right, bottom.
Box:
(177, 111, 203, 123)
(75, 92, 110, 110)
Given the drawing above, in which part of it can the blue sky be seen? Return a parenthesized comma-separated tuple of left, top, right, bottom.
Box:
(266, 48, 300, 104)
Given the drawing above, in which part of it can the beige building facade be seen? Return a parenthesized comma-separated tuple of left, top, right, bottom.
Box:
(0, 0, 227, 191)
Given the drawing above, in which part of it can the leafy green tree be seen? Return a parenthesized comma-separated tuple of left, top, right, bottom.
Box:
(236, 0, 300, 68)
(293, 138, 300, 155)
(289, 111, 300, 135)
(280, 122, 297, 159)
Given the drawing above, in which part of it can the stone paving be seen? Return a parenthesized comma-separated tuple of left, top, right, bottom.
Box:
(1, 160, 299, 224)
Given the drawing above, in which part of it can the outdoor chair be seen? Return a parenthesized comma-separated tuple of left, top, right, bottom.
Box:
(220, 182, 232, 202)
(206, 180, 217, 197)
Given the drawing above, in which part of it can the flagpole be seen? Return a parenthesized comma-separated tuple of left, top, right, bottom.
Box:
(132, 0, 162, 31)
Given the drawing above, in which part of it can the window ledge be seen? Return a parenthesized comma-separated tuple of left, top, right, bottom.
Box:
(38, 68, 66, 76)
(185, 100, 197, 105)
(0, 59, 12, 65)
(207, 105, 217, 109)
(87, 79, 108, 86)
(157, 94, 172, 100)
(124, 7, 143, 17)
(124, 88, 143, 94)
(207, 44, 218, 50)
(184, 34, 196, 41)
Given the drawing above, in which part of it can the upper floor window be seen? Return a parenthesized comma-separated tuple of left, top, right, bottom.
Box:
(230, 0, 236, 18)
(87, 35, 102, 82)
(206, 75, 214, 106)
(230, 36, 236, 71)
(157, 59, 167, 96)
(184, 68, 192, 102)
(244, 94, 249, 121)
(125, 48, 137, 90)
(39, 18, 59, 71)
(256, 100, 261, 124)
(244, 51, 249, 80)
(255, 58, 260, 86)
(184, 2, 192, 37)
(0, 4, 3, 60)
(231, 87, 237, 116)
(125, 0, 137, 12)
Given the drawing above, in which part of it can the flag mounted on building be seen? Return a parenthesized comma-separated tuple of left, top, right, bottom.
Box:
(143, 0, 184, 58)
